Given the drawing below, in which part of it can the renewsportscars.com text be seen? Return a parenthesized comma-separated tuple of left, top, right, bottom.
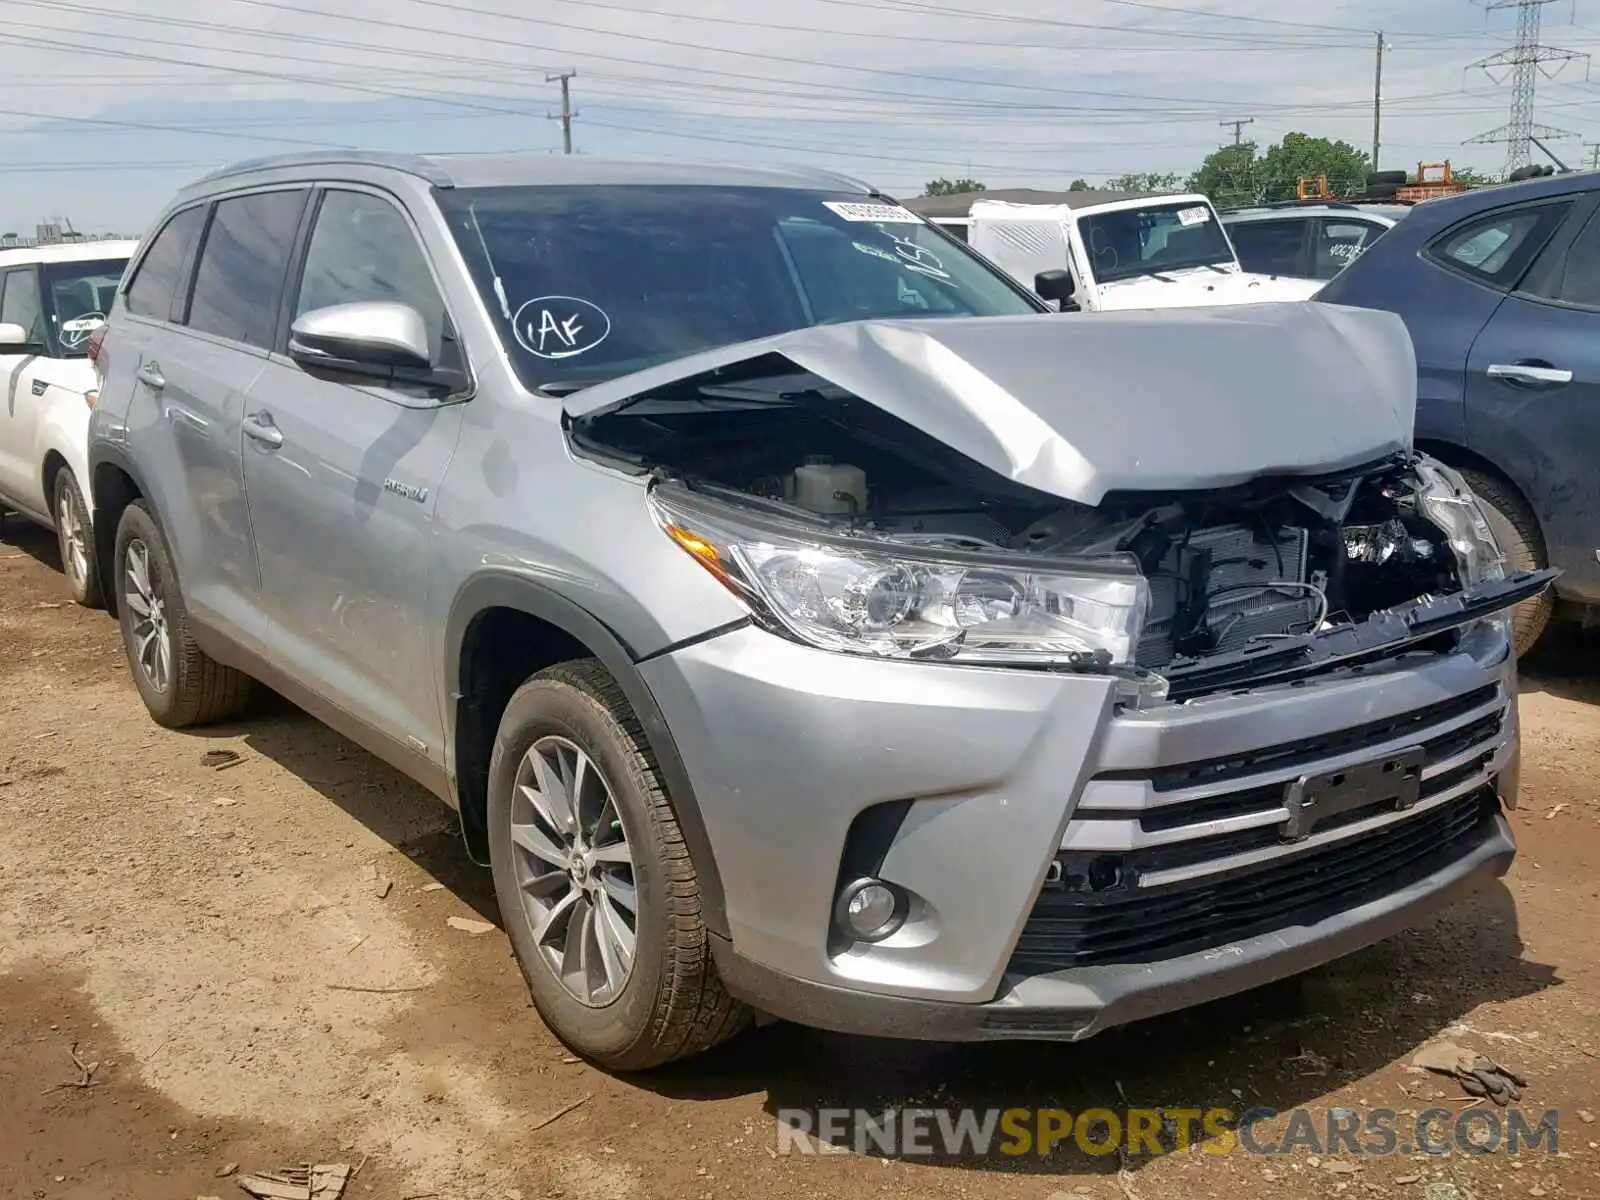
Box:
(775, 1106, 1561, 1159)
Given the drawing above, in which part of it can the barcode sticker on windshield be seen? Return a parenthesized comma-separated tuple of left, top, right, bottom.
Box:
(824, 201, 922, 223)
(1176, 205, 1212, 226)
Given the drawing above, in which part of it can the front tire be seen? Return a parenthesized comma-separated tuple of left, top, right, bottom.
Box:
(53, 469, 101, 608)
(1460, 468, 1553, 657)
(113, 501, 252, 728)
(487, 659, 749, 1070)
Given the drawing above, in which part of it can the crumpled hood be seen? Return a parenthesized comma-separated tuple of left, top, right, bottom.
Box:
(564, 301, 1417, 506)
(1094, 269, 1322, 310)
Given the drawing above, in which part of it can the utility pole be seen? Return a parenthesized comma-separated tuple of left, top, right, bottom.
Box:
(1372, 31, 1386, 171)
(1219, 117, 1254, 145)
(1465, 0, 1588, 174)
(547, 70, 578, 155)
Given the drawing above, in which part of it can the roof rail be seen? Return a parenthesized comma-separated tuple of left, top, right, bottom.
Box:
(189, 150, 455, 189)
(1218, 199, 1367, 214)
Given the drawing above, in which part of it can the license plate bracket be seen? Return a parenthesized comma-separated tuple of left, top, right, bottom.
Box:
(1281, 746, 1425, 842)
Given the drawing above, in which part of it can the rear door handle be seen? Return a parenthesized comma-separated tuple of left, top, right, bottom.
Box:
(243, 411, 284, 448)
(136, 362, 166, 390)
(1487, 362, 1573, 386)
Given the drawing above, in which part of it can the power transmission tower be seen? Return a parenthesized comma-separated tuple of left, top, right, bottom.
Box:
(1219, 117, 1254, 145)
(1464, 0, 1589, 173)
(547, 70, 578, 155)
(1586, 141, 1600, 169)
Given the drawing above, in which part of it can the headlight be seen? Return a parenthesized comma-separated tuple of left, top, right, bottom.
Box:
(650, 489, 1149, 666)
(1413, 458, 1504, 586)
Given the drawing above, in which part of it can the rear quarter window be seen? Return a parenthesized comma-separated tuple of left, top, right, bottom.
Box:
(1424, 202, 1574, 289)
(125, 205, 206, 320)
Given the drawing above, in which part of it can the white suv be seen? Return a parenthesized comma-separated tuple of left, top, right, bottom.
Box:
(0, 239, 138, 604)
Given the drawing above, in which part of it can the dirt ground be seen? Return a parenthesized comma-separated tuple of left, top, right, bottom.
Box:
(4, 514, 1600, 1200)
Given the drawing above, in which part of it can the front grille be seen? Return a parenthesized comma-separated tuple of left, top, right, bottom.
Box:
(1011, 788, 1498, 973)
(1098, 683, 1499, 795)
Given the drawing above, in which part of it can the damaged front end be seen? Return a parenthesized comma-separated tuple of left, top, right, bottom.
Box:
(564, 309, 1557, 704)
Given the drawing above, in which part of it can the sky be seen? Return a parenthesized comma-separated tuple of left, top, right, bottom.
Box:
(3, 0, 1600, 233)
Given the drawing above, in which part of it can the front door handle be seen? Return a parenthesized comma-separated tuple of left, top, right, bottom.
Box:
(1487, 362, 1573, 386)
(243, 411, 284, 448)
(136, 362, 166, 390)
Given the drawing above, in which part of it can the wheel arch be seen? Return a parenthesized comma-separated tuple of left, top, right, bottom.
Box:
(88, 446, 158, 620)
(445, 572, 729, 939)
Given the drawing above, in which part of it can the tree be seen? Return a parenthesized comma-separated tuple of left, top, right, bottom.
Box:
(1068, 178, 1091, 191)
(1103, 171, 1184, 193)
(1259, 132, 1370, 200)
(923, 178, 986, 196)
(1448, 165, 1498, 187)
(1190, 141, 1260, 208)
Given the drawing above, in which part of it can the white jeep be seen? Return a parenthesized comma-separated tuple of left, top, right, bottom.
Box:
(939, 193, 1322, 311)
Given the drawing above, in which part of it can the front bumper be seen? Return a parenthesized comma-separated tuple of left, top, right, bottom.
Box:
(639, 618, 1519, 1035)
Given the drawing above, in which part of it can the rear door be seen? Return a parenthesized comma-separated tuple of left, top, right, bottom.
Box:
(120, 189, 308, 630)
(1225, 217, 1310, 278)
(238, 185, 468, 764)
(1463, 194, 1600, 599)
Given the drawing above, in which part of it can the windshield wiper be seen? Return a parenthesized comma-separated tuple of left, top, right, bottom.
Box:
(535, 380, 601, 397)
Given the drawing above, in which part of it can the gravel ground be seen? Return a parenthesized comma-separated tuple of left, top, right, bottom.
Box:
(3, 513, 1599, 1200)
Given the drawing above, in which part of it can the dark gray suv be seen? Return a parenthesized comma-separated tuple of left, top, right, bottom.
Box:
(86, 151, 1551, 1068)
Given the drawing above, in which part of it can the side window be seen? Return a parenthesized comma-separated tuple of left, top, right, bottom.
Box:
(186, 189, 308, 348)
(294, 190, 449, 360)
(0, 268, 43, 342)
(1226, 220, 1306, 276)
(1524, 206, 1600, 309)
(1314, 219, 1383, 280)
(1425, 202, 1572, 288)
(125, 205, 206, 320)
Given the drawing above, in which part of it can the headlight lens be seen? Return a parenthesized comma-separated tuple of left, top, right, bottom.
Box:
(1414, 458, 1504, 586)
(651, 490, 1149, 665)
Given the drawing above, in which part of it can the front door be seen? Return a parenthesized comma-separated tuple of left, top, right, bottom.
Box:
(239, 186, 468, 763)
(0, 266, 47, 510)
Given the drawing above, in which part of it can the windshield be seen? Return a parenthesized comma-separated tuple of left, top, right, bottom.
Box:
(435, 185, 1041, 388)
(41, 257, 127, 356)
(1078, 201, 1235, 284)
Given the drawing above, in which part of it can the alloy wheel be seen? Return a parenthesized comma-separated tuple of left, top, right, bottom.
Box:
(509, 735, 638, 1006)
(57, 489, 89, 588)
(123, 539, 171, 693)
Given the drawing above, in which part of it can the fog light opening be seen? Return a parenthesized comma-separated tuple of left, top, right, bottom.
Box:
(834, 877, 906, 943)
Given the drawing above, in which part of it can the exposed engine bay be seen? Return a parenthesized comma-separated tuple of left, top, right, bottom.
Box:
(570, 354, 1474, 677)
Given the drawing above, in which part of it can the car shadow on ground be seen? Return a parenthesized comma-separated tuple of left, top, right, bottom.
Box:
(1520, 623, 1600, 705)
(632, 883, 1556, 1175)
(0, 514, 63, 574)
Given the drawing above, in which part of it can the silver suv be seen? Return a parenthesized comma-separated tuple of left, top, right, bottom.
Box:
(87, 151, 1552, 1068)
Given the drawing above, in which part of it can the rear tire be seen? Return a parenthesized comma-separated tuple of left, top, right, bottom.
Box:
(1459, 468, 1553, 657)
(487, 658, 749, 1070)
(113, 500, 252, 728)
(53, 469, 101, 608)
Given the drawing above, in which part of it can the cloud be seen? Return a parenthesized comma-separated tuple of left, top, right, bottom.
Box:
(2, 0, 1597, 228)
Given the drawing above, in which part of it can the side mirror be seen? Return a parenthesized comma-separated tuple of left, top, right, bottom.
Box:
(288, 301, 467, 395)
(289, 301, 432, 370)
(1034, 269, 1076, 303)
(0, 321, 45, 353)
